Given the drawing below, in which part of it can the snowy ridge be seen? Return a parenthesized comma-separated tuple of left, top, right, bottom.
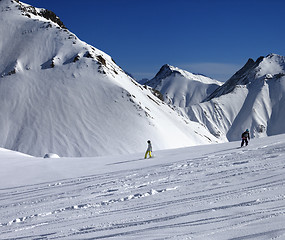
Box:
(144, 64, 222, 107)
(15, 0, 66, 29)
(144, 54, 285, 142)
(0, 0, 220, 157)
(0, 135, 285, 239)
(0, 0, 122, 78)
(205, 54, 285, 101)
(187, 54, 285, 141)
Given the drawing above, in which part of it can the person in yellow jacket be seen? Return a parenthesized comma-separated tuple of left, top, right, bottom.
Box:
(144, 140, 152, 159)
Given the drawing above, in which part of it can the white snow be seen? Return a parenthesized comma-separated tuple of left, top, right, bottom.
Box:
(256, 54, 285, 78)
(43, 153, 60, 158)
(1, 135, 285, 239)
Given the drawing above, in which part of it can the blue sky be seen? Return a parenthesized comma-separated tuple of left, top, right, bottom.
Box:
(24, 0, 285, 81)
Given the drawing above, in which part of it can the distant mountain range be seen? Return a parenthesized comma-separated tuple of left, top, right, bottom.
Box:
(145, 54, 285, 142)
(0, 0, 219, 157)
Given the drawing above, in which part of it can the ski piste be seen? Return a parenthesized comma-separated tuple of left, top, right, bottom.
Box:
(1, 135, 285, 239)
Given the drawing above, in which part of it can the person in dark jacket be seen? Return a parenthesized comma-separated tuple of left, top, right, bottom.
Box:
(241, 129, 250, 147)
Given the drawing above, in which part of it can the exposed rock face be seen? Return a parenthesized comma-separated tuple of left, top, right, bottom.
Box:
(204, 58, 262, 101)
(15, 0, 66, 28)
(204, 54, 285, 101)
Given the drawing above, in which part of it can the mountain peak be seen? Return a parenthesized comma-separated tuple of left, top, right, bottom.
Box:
(266, 53, 282, 59)
(204, 54, 285, 101)
(143, 64, 222, 107)
(153, 64, 182, 79)
(255, 53, 285, 78)
(11, 0, 66, 29)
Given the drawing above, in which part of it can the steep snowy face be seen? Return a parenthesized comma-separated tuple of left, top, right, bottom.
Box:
(256, 53, 285, 78)
(0, 0, 120, 78)
(187, 54, 285, 141)
(15, 0, 66, 28)
(144, 64, 222, 107)
(0, 0, 219, 157)
(205, 54, 285, 101)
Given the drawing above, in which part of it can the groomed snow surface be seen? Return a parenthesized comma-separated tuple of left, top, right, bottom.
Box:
(1, 135, 285, 239)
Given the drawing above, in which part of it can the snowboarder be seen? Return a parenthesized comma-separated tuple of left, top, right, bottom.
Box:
(241, 129, 250, 147)
(144, 140, 152, 159)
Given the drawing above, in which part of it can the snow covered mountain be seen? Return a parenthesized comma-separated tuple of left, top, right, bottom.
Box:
(0, 0, 219, 157)
(186, 54, 285, 141)
(143, 64, 222, 107)
(143, 55, 285, 143)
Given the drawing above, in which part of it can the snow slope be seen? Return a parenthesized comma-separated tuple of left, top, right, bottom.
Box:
(1, 135, 285, 239)
(0, 0, 219, 157)
(186, 54, 285, 141)
(143, 55, 285, 143)
(144, 64, 222, 107)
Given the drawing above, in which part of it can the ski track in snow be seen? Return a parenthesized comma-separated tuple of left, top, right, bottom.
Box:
(1, 140, 285, 239)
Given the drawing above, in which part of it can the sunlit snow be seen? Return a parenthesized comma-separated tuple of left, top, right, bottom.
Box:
(1, 135, 285, 239)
